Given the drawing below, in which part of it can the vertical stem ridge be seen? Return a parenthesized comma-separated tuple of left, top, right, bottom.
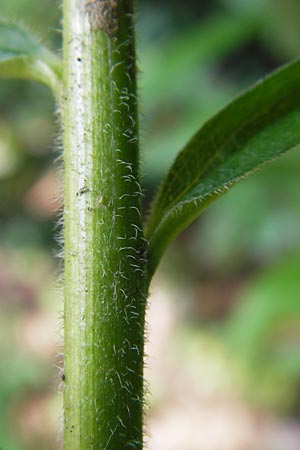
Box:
(63, 1, 147, 448)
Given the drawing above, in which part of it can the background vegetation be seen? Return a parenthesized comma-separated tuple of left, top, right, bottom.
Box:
(0, 0, 300, 449)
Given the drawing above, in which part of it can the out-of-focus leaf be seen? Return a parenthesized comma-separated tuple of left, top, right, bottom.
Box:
(225, 256, 300, 368)
(264, 0, 300, 59)
(141, 13, 261, 110)
(220, 0, 266, 15)
(0, 20, 61, 93)
(145, 61, 300, 277)
(143, 69, 237, 180)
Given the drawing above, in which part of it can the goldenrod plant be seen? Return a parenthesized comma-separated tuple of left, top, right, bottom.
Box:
(1, 2, 300, 449)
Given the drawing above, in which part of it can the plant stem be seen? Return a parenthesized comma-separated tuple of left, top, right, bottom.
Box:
(62, 1, 148, 448)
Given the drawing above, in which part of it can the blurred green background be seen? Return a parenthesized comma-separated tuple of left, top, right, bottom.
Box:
(0, 1, 300, 449)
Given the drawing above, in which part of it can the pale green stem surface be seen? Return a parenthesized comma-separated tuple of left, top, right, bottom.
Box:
(63, 1, 148, 448)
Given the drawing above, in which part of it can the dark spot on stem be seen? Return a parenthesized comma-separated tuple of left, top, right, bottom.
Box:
(76, 186, 89, 196)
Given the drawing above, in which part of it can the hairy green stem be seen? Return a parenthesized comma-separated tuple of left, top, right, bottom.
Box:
(63, 1, 148, 448)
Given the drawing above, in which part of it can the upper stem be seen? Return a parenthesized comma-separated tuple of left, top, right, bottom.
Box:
(63, 1, 148, 448)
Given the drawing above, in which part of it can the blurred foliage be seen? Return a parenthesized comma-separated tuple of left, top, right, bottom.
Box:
(224, 257, 300, 412)
(1, 0, 300, 448)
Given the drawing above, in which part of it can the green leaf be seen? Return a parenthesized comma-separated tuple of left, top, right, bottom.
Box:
(0, 20, 61, 93)
(145, 60, 300, 276)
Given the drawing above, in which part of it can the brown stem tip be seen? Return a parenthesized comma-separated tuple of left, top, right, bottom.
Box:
(83, 0, 119, 36)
